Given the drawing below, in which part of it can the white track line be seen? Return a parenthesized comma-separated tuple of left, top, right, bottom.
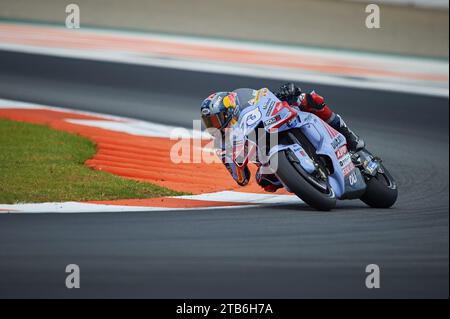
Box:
(0, 190, 302, 214)
(0, 202, 262, 214)
(174, 191, 301, 204)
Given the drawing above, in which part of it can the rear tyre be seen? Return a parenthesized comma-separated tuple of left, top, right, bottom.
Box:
(272, 150, 336, 211)
(360, 165, 398, 208)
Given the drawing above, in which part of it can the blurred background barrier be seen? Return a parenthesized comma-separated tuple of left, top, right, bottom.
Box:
(0, 0, 448, 59)
(346, 0, 449, 9)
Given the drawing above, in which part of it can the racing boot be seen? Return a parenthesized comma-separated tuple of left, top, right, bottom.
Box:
(329, 114, 365, 152)
(256, 166, 283, 193)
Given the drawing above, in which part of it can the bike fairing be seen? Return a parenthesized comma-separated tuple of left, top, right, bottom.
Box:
(233, 88, 366, 199)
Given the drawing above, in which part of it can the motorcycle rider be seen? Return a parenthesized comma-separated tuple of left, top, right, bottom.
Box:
(200, 83, 365, 192)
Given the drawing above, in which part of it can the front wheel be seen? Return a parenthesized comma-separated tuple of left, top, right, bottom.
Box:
(271, 150, 336, 211)
(360, 164, 398, 208)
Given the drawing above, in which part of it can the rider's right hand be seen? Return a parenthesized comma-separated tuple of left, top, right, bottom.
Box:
(276, 83, 302, 104)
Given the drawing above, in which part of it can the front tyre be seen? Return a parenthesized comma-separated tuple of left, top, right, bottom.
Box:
(360, 164, 398, 208)
(272, 150, 337, 211)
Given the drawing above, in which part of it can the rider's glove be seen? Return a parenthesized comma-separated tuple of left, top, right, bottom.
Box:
(276, 83, 302, 105)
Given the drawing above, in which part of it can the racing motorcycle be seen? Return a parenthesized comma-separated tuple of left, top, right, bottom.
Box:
(229, 88, 398, 211)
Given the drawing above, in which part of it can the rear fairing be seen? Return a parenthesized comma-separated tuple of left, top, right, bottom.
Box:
(296, 112, 366, 199)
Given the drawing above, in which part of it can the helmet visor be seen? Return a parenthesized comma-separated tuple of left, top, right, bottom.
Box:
(202, 110, 231, 130)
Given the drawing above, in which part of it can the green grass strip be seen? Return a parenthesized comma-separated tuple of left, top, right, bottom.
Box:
(0, 118, 186, 203)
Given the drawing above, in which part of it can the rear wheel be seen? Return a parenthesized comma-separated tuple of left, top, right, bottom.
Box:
(360, 164, 398, 208)
(272, 150, 336, 211)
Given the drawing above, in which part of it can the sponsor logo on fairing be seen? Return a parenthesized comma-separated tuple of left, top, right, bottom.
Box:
(264, 115, 281, 126)
(244, 108, 262, 126)
(263, 99, 276, 111)
(339, 154, 352, 168)
(335, 145, 348, 159)
(271, 102, 285, 116)
(349, 171, 359, 185)
(266, 104, 275, 116)
(331, 135, 346, 150)
(342, 162, 355, 176)
(254, 90, 262, 104)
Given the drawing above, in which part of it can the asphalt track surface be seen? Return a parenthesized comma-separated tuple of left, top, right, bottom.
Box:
(0, 51, 448, 298)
